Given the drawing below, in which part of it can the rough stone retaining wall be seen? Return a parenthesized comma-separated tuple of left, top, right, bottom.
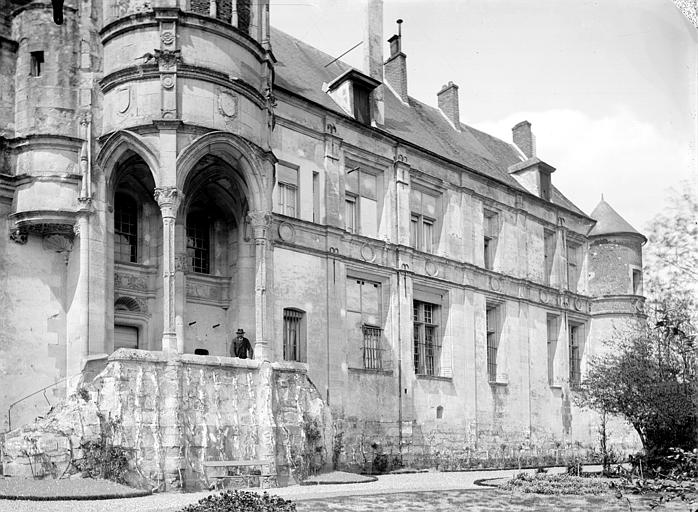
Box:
(2, 349, 331, 490)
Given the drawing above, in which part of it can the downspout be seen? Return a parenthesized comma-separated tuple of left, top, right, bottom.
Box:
(78, 114, 92, 364)
(396, 252, 403, 458)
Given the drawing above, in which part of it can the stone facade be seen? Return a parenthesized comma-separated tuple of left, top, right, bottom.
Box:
(0, 0, 645, 482)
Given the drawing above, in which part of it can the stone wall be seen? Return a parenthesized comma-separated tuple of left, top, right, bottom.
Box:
(2, 349, 332, 491)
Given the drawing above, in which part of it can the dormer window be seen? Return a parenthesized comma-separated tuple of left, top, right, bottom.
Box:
(326, 69, 380, 125)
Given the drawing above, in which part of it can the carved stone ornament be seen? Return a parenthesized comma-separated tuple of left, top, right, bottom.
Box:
(574, 297, 584, 311)
(154, 187, 182, 209)
(278, 222, 295, 242)
(425, 260, 438, 277)
(360, 243, 375, 262)
(160, 31, 175, 45)
(539, 289, 550, 304)
(489, 276, 502, 292)
(161, 75, 175, 89)
(155, 48, 181, 69)
(9, 228, 27, 245)
(175, 254, 187, 272)
(247, 211, 272, 239)
(218, 91, 238, 119)
(43, 234, 73, 253)
(116, 86, 130, 114)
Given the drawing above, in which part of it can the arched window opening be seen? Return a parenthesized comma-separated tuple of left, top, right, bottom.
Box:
(283, 308, 306, 362)
(436, 405, 444, 419)
(187, 212, 211, 274)
(115, 193, 138, 263)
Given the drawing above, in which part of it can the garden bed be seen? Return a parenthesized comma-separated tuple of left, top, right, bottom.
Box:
(0, 476, 151, 500)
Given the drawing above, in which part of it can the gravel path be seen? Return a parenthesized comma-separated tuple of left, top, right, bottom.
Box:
(0, 467, 571, 512)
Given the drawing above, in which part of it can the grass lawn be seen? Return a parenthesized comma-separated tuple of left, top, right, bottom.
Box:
(296, 489, 694, 511)
(0, 476, 150, 500)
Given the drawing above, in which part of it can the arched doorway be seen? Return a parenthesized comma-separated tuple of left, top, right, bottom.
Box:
(178, 154, 251, 356)
(110, 154, 162, 351)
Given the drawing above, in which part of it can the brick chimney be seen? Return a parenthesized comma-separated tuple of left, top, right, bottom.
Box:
(384, 19, 408, 103)
(363, 0, 384, 125)
(512, 120, 535, 159)
(437, 82, 460, 130)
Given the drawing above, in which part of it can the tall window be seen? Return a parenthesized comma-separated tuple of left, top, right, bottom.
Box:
(483, 210, 499, 270)
(312, 171, 320, 223)
(114, 193, 138, 263)
(236, 0, 251, 34)
(410, 189, 438, 253)
(345, 168, 378, 237)
(346, 277, 384, 370)
(345, 194, 357, 234)
(277, 164, 298, 218)
(30, 51, 44, 77)
(547, 314, 559, 385)
(568, 322, 583, 387)
(632, 269, 642, 295)
(566, 241, 581, 292)
(486, 302, 500, 382)
(413, 300, 440, 376)
(187, 212, 211, 274)
(283, 308, 305, 362)
(544, 229, 556, 285)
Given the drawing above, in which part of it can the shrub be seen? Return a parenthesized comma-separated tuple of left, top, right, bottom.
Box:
(73, 439, 132, 484)
(504, 472, 610, 495)
(180, 490, 296, 512)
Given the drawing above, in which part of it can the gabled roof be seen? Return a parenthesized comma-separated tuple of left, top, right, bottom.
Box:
(588, 198, 645, 240)
(270, 27, 587, 218)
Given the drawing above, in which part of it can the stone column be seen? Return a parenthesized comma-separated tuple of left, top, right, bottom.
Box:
(155, 186, 183, 353)
(247, 210, 272, 361)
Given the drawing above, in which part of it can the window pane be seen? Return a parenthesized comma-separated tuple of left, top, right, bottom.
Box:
(346, 278, 362, 312)
(114, 193, 138, 263)
(362, 283, 381, 326)
(360, 197, 377, 238)
(360, 172, 377, 200)
(410, 215, 419, 249)
(410, 188, 421, 212)
(423, 219, 434, 253)
(345, 168, 358, 194)
(422, 193, 437, 218)
(345, 197, 356, 233)
(187, 213, 210, 274)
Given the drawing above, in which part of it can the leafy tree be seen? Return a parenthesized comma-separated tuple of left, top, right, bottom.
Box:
(643, 182, 698, 314)
(575, 307, 696, 458)
(576, 183, 697, 460)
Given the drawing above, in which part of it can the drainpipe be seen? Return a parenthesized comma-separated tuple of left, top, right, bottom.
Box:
(396, 253, 403, 458)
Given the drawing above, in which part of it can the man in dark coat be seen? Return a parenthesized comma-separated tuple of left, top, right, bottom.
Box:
(231, 328, 253, 359)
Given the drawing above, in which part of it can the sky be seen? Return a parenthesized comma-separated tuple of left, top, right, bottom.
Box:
(269, 0, 698, 234)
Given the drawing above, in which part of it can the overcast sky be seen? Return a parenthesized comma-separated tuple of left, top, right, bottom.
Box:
(270, 0, 697, 234)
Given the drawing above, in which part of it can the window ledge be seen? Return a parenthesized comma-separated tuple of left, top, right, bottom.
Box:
(488, 380, 508, 387)
(549, 384, 563, 390)
(416, 374, 452, 382)
(348, 367, 393, 376)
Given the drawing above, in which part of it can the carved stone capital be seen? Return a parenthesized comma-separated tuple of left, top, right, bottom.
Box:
(154, 187, 182, 215)
(246, 211, 272, 240)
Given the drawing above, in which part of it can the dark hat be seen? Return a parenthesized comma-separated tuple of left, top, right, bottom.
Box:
(236, 328, 245, 335)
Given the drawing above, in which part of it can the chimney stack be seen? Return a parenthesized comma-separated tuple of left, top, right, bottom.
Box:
(437, 82, 460, 130)
(512, 120, 535, 159)
(384, 19, 408, 103)
(364, 0, 384, 125)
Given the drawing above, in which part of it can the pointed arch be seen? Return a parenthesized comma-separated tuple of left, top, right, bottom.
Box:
(176, 131, 275, 214)
(97, 130, 161, 193)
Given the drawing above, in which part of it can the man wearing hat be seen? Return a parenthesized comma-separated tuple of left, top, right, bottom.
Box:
(231, 328, 253, 359)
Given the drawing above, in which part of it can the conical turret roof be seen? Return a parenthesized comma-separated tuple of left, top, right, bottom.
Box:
(588, 198, 646, 241)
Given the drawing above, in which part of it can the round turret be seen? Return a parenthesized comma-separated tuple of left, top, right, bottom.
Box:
(587, 198, 646, 298)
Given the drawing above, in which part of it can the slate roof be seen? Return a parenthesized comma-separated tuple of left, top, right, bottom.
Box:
(270, 27, 587, 218)
(588, 198, 645, 240)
